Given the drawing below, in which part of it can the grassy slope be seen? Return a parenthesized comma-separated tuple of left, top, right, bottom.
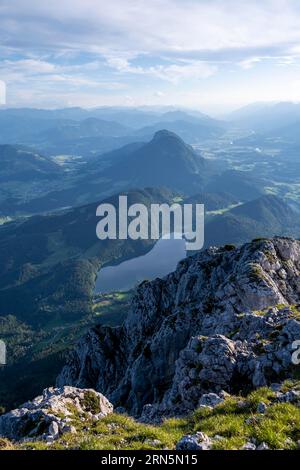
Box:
(1, 381, 299, 451)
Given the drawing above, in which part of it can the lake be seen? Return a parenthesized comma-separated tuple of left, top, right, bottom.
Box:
(94, 235, 186, 294)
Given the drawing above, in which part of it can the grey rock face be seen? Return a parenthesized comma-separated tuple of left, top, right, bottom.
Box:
(0, 386, 113, 441)
(57, 238, 300, 417)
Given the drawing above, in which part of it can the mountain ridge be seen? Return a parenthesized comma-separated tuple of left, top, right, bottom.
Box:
(205, 194, 300, 247)
(0, 144, 61, 181)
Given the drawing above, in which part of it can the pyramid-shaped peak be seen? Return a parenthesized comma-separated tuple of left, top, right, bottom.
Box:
(152, 129, 185, 143)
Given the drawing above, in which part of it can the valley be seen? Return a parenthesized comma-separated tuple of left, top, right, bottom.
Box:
(0, 103, 299, 450)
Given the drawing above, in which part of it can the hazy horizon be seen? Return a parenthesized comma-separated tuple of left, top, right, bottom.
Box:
(1, 101, 300, 119)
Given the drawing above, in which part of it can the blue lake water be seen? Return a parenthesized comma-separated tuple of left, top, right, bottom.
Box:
(94, 236, 186, 294)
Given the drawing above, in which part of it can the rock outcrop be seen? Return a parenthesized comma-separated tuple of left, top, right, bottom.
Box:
(57, 238, 300, 418)
(0, 386, 113, 441)
(176, 432, 213, 450)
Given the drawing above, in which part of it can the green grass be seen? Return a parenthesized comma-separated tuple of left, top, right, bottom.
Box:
(290, 305, 300, 321)
(206, 203, 243, 217)
(0, 217, 12, 226)
(21, 413, 184, 451)
(253, 304, 300, 320)
(8, 382, 298, 451)
(81, 390, 102, 414)
(172, 196, 184, 204)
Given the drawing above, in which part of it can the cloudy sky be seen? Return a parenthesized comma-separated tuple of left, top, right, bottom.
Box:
(1, 0, 300, 112)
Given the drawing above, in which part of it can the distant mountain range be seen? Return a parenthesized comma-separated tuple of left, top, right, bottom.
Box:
(39, 117, 131, 141)
(133, 115, 225, 142)
(0, 106, 219, 128)
(0, 107, 226, 158)
(227, 102, 300, 133)
(227, 103, 300, 158)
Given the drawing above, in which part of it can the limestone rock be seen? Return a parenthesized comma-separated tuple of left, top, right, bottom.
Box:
(48, 421, 59, 439)
(198, 393, 224, 408)
(176, 432, 212, 451)
(0, 386, 113, 441)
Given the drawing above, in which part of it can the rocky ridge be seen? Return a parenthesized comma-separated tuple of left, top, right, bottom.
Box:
(56, 237, 300, 418)
(0, 237, 300, 448)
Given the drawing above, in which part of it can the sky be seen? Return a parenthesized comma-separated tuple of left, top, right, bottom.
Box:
(1, 0, 300, 113)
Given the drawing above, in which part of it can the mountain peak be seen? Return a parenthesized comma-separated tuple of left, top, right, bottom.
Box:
(149, 129, 196, 155)
(103, 131, 207, 194)
(152, 129, 184, 142)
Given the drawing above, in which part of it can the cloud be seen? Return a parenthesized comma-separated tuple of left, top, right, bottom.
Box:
(0, 58, 124, 88)
(238, 53, 298, 69)
(2, 1, 300, 60)
(0, 56, 127, 107)
(1, 59, 56, 78)
(106, 57, 217, 83)
(0, 80, 6, 105)
(2, 1, 300, 109)
(239, 57, 263, 70)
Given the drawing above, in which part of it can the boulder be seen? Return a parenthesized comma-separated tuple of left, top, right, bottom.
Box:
(176, 432, 212, 451)
(0, 386, 113, 441)
(198, 393, 224, 408)
(257, 402, 267, 414)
